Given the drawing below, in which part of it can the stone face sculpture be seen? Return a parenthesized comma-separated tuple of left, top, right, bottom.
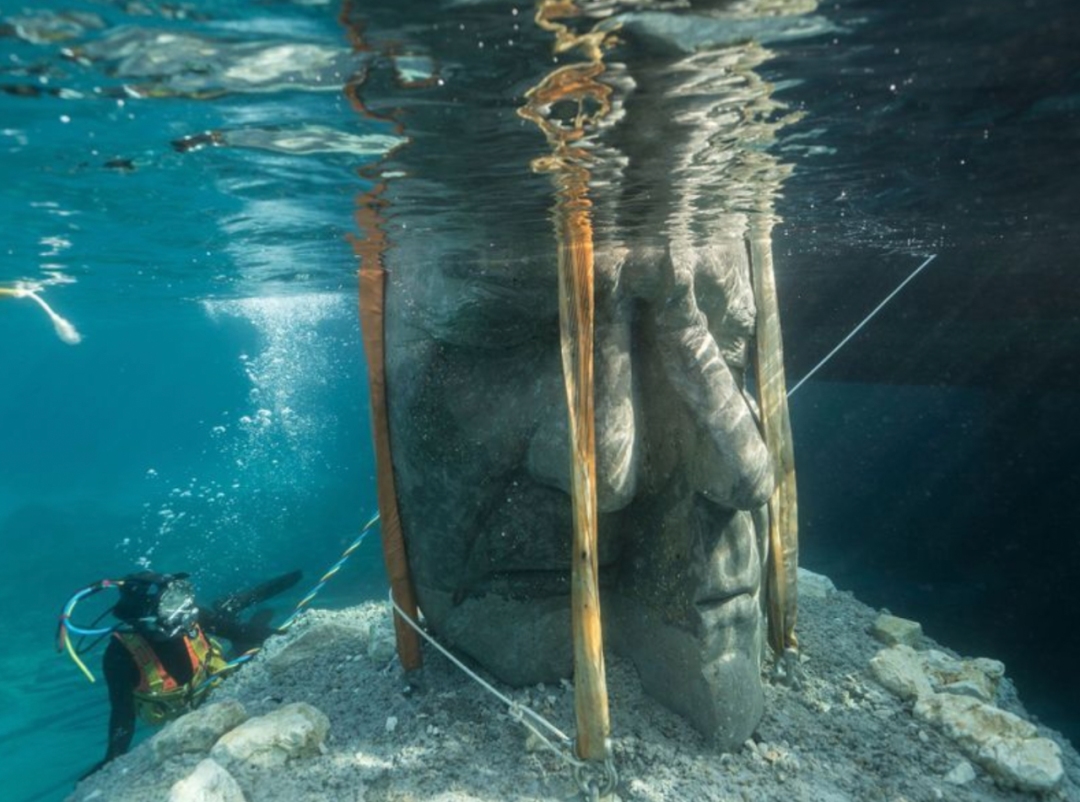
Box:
(360, 0, 806, 748)
(384, 238, 773, 745)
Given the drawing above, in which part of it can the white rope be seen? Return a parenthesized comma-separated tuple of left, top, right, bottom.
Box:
(787, 253, 938, 398)
(386, 590, 585, 769)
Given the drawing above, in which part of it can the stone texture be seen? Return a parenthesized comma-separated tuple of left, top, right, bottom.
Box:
(797, 568, 836, 600)
(944, 760, 976, 785)
(152, 701, 249, 763)
(871, 614, 923, 648)
(266, 622, 365, 676)
(365, 618, 397, 665)
(869, 645, 933, 700)
(914, 693, 1064, 792)
(167, 759, 246, 802)
(869, 646, 1004, 704)
(609, 589, 763, 749)
(381, 15, 782, 748)
(64, 600, 1080, 802)
(920, 650, 1004, 703)
(210, 703, 330, 769)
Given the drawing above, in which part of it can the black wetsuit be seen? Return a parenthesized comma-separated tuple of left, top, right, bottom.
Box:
(101, 633, 192, 761)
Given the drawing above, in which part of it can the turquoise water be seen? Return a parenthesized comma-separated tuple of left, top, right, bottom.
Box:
(2, 1, 1079, 800)
(1, 3, 388, 799)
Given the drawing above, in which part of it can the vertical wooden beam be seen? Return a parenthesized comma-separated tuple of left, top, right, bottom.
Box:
(355, 190, 423, 672)
(749, 221, 799, 654)
(558, 198, 611, 762)
(340, 0, 422, 673)
(519, 2, 617, 761)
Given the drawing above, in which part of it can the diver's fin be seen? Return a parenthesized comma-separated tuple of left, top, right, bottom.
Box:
(213, 570, 303, 615)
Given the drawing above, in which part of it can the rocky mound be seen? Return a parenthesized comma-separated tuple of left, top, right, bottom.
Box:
(68, 574, 1080, 802)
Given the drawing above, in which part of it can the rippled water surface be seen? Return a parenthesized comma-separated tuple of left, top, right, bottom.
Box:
(1, 1, 1078, 800)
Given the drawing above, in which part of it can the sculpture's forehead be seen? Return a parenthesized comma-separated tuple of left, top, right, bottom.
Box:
(389, 234, 757, 350)
(390, 244, 560, 348)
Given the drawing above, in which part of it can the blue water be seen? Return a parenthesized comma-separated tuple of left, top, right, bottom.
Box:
(0, 3, 388, 799)
(2, 1, 1079, 801)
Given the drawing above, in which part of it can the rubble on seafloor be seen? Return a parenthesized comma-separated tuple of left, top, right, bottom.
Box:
(70, 570, 1079, 802)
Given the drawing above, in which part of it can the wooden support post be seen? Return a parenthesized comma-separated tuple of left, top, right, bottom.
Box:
(749, 220, 800, 654)
(359, 262, 423, 672)
(558, 202, 611, 762)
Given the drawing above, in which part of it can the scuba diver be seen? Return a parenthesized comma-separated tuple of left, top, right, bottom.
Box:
(70, 569, 301, 778)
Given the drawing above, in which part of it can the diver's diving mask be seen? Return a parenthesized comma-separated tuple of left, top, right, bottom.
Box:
(110, 571, 200, 638)
(139, 577, 199, 639)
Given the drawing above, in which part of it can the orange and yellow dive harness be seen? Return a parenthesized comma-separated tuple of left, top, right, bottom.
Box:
(112, 624, 230, 725)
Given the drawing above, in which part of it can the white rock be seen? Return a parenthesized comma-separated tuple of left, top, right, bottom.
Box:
(914, 694, 1063, 792)
(797, 568, 836, 599)
(938, 679, 989, 700)
(367, 633, 396, 664)
(972, 657, 1007, 680)
(524, 730, 545, 753)
(385, 715, 398, 734)
(168, 759, 246, 802)
(944, 760, 976, 785)
(152, 701, 249, 763)
(921, 650, 1004, 703)
(872, 614, 923, 648)
(211, 702, 330, 769)
(980, 734, 1064, 793)
(872, 646, 1004, 704)
(365, 618, 397, 664)
(869, 645, 933, 700)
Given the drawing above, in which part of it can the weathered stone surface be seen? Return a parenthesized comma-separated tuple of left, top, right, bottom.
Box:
(869, 645, 933, 700)
(210, 703, 330, 769)
(871, 614, 923, 648)
(152, 701, 249, 763)
(365, 618, 397, 665)
(168, 759, 246, 802)
(944, 760, 976, 785)
(797, 568, 836, 600)
(610, 588, 764, 749)
(914, 693, 1063, 792)
(921, 650, 1004, 702)
(266, 622, 365, 676)
(870, 646, 1004, 704)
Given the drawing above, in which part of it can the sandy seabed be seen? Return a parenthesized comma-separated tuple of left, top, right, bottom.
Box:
(70, 583, 1080, 802)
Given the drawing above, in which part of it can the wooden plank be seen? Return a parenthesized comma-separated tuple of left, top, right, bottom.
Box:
(750, 222, 800, 654)
(559, 199, 611, 763)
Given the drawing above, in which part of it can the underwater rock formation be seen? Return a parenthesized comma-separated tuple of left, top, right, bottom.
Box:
(916, 694, 1064, 792)
(872, 613, 925, 648)
(210, 703, 329, 769)
(871, 643, 1063, 791)
(152, 701, 249, 763)
(168, 759, 246, 802)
